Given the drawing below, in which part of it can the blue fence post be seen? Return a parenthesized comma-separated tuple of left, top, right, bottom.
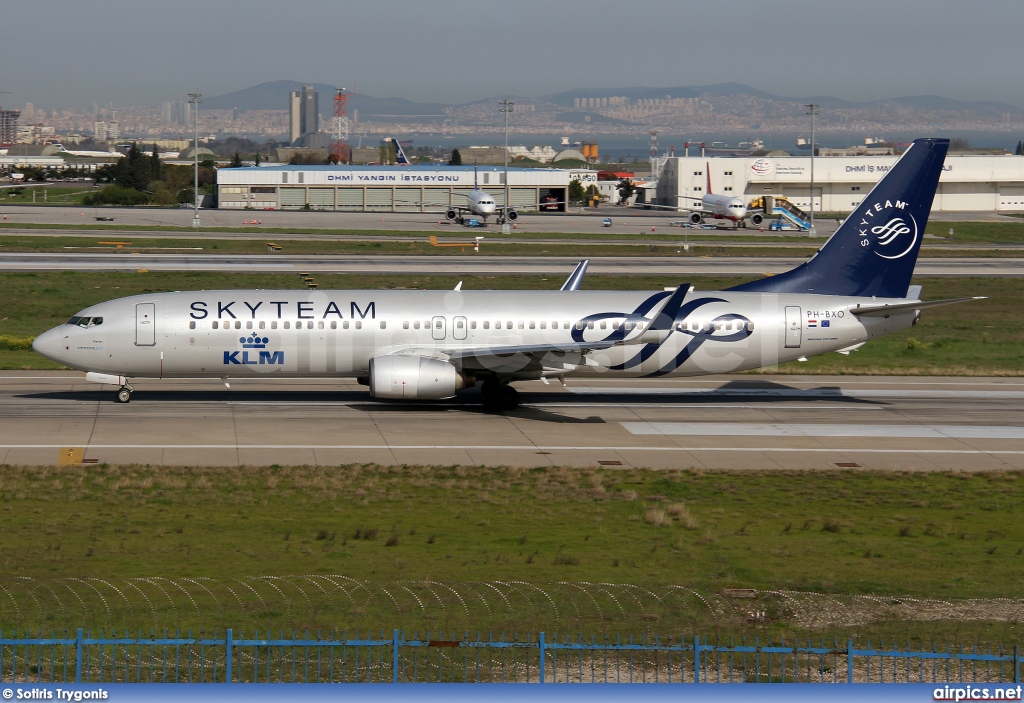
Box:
(393, 629, 400, 683)
(75, 629, 83, 684)
(694, 636, 700, 683)
(225, 629, 232, 684)
(1014, 645, 1020, 684)
(538, 633, 545, 684)
(847, 639, 854, 683)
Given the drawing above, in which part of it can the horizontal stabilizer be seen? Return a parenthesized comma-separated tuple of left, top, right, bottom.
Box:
(850, 296, 986, 317)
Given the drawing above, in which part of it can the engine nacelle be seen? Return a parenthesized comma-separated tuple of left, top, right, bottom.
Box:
(505, 208, 518, 222)
(688, 211, 704, 225)
(750, 212, 764, 225)
(369, 355, 472, 400)
(445, 209, 458, 221)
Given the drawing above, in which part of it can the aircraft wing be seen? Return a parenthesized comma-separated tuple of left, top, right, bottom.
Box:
(849, 296, 986, 317)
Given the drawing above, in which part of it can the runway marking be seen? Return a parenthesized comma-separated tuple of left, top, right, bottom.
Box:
(570, 387, 1024, 399)
(222, 401, 880, 411)
(1, 444, 1023, 455)
(622, 423, 1024, 439)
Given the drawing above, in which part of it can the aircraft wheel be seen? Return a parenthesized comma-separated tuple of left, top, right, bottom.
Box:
(496, 385, 519, 411)
(481, 380, 519, 410)
(116, 388, 132, 404)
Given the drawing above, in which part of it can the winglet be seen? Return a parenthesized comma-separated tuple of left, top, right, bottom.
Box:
(560, 260, 589, 291)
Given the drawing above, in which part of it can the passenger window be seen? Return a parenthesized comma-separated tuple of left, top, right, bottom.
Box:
(246, 321, 253, 329)
(625, 321, 633, 330)
(435, 320, 442, 329)
(483, 321, 490, 329)
(495, 321, 501, 330)
(714, 322, 722, 331)
(413, 321, 420, 329)
(470, 321, 477, 329)
(380, 321, 386, 329)
(271, 321, 278, 329)
(506, 321, 513, 329)
(343, 321, 350, 329)
(212, 321, 219, 329)
(746, 322, 755, 331)
(540, 322, 546, 329)
(355, 321, 362, 330)
(284, 321, 290, 329)
(563, 322, 569, 329)
(600, 321, 606, 330)
(518, 321, 524, 330)
(189, 321, 196, 330)
(259, 321, 265, 329)
(308, 321, 314, 329)
(724, 322, 732, 331)
(318, 321, 324, 329)
(456, 320, 464, 329)
(330, 321, 337, 329)
(587, 321, 594, 330)
(575, 322, 583, 330)
(403, 321, 409, 329)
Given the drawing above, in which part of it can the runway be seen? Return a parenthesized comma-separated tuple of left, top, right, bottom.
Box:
(1, 252, 1022, 276)
(3, 372, 1023, 470)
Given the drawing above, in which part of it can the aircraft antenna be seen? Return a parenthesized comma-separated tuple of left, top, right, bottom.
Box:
(330, 88, 351, 164)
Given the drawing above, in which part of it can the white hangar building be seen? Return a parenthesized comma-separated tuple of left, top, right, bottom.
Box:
(216, 165, 597, 212)
(655, 154, 1024, 213)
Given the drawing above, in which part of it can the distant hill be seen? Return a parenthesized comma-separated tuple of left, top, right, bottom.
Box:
(203, 80, 449, 117)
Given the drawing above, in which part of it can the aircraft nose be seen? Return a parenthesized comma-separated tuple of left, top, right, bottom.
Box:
(32, 327, 63, 363)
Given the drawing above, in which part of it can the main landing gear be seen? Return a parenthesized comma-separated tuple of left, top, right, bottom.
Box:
(115, 382, 134, 404)
(480, 379, 520, 411)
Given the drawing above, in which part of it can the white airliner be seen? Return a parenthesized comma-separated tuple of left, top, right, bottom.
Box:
(653, 163, 748, 228)
(54, 144, 123, 159)
(442, 165, 519, 226)
(33, 139, 979, 410)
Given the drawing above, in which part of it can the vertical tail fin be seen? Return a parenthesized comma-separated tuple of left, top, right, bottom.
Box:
(392, 139, 411, 165)
(728, 138, 949, 298)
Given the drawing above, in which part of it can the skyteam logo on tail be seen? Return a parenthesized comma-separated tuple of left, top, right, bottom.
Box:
(857, 199, 918, 260)
(224, 334, 284, 365)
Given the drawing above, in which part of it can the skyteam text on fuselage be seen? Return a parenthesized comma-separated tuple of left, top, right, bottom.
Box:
(33, 139, 981, 409)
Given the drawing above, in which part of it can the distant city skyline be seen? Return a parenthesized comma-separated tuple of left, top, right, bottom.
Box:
(4, 0, 1024, 110)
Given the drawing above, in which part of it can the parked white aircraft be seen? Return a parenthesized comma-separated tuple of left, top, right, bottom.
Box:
(54, 144, 123, 159)
(652, 163, 748, 228)
(442, 165, 519, 226)
(33, 139, 978, 410)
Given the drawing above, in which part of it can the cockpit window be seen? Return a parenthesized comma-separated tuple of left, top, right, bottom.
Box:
(66, 316, 102, 328)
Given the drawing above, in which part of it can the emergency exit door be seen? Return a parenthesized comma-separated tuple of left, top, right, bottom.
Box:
(784, 306, 802, 348)
(136, 303, 156, 346)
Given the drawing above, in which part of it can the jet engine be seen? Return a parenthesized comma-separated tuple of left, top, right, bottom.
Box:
(369, 355, 473, 400)
(750, 212, 764, 226)
(505, 209, 518, 222)
(688, 211, 704, 225)
(445, 209, 458, 221)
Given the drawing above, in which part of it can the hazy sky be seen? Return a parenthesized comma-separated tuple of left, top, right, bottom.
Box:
(6, 0, 1024, 109)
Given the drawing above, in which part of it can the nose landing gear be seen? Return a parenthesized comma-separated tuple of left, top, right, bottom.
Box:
(115, 382, 134, 404)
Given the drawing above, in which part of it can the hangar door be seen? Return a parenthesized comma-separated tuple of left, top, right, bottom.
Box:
(136, 303, 156, 346)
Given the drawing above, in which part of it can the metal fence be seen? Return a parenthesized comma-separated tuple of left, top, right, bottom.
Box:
(1, 629, 1020, 684)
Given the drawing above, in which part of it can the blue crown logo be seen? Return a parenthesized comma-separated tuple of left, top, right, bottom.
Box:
(240, 334, 269, 349)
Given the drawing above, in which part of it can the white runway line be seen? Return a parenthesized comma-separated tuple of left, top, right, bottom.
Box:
(622, 423, 1024, 439)
(1, 444, 1023, 455)
(570, 387, 1024, 399)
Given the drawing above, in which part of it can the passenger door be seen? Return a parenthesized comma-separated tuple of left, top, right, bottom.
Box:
(136, 303, 156, 346)
(431, 315, 446, 341)
(784, 306, 801, 348)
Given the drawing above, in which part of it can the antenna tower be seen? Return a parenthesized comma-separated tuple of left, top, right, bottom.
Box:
(649, 131, 659, 161)
(330, 88, 351, 164)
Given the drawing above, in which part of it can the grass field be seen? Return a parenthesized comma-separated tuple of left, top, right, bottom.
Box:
(1, 271, 1021, 375)
(2, 464, 1023, 643)
(0, 217, 1023, 245)
(0, 186, 94, 205)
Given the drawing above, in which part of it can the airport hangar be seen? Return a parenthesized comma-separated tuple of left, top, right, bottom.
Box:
(216, 165, 598, 212)
(655, 153, 1024, 213)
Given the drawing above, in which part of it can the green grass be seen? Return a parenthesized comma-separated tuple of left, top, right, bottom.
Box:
(2, 271, 1022, 374)
(0, 186, 94, 205)
(2, 465, 1023, 643)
